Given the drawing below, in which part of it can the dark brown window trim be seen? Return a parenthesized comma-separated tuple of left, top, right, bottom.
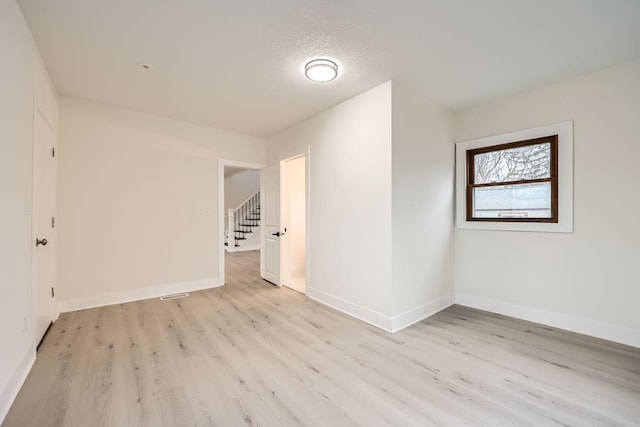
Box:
(466, 135, 558, 223)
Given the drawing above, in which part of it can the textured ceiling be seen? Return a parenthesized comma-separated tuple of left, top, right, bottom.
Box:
(18, 0, 640, 137)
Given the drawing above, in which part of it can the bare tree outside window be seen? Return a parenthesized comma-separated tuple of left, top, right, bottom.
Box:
(474, 143, 551, 184)
(466, 136, 558, 222)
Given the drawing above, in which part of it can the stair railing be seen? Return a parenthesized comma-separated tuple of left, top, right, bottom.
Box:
(227, 191, 260, 247)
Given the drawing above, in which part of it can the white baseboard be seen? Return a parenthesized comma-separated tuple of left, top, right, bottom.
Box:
(307, 287, 393, 332)
(307, 288, 456, 333)
(58, 277, 223, 313)
(456, 294, 640, 348)
(391, 293, 455, 332)
(0, 346, 35, 424)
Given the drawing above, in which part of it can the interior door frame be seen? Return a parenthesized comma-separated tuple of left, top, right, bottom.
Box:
(278, 147, 311, 291)
(218, 159, 265, 286)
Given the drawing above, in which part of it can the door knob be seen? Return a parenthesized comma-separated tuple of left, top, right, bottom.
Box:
(272, 228, 287, 237)
(36, 238, 48, 247)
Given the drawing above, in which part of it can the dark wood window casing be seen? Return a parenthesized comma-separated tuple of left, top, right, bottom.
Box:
(466, 135, 559, 223)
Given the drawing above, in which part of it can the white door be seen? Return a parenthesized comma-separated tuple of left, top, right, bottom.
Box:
(33, 111, 56, 346)
(260, 164, 281, 285)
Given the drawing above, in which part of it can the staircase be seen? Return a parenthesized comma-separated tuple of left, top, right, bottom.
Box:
(225, 191, 260, 251)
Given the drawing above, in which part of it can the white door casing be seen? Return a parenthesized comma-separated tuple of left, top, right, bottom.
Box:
(260, 164, 280, 285)
(217, 159, 265, 286)
(33, 110, 56, 346)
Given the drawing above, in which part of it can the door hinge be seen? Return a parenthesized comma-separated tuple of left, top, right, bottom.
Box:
(51, 217, 55, 228)
(52, 147, 55, 158)
(51, 286, 55, 298)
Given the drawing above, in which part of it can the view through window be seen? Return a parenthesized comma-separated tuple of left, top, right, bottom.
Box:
(466, 135, 558, 222)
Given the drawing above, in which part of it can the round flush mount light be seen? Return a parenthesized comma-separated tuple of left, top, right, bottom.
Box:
(305, 59, 338, 83)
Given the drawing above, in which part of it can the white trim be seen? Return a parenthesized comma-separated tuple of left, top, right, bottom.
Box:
(58, 277, 222, 313)
(391, 293, 455, 332)
(455, 294, 640, 348)
(455, 121, 574, 232)
(0, 347, 36, 424)
(307, 287, 393, 332)
(218, 159, 265, 287)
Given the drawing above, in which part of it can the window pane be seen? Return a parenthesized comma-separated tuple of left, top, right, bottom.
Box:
(474, 142, 551, 184)
(473, 182, 551, 219)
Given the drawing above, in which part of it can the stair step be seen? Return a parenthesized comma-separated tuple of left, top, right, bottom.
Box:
(234, 237, 247, 241)
(239, 224, 258, 227)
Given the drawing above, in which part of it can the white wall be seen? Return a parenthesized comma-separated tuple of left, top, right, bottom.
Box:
(224, 169, 259, 232)
(0, 0, 57, 421)
(391, 82, 455, 331)
(287, 156, 306, 277)
(267, 82, 394, 327)
(58, 97, 266, 311)
(282, 155, 306, 282)
(454, 60, 640, 347)
(224, 169, 259, 211)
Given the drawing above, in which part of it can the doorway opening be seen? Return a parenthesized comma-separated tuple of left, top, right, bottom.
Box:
(280, 154, 306, 294)
(224, 166, 261, 252)
(218, 160, 264, 286)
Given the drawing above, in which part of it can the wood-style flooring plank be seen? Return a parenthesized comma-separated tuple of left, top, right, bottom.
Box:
(4, 250, 640, 426)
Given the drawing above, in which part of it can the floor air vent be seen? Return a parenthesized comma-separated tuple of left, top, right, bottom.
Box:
(160, 293, 189, 301)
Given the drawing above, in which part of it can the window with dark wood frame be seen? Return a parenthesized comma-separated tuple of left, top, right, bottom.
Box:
(466, 135, 558, 222)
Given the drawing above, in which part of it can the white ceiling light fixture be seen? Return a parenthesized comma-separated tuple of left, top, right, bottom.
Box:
(305, 59, 338, 83)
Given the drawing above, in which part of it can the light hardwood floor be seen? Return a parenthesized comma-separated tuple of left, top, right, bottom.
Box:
(4, 250, 640, 426)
